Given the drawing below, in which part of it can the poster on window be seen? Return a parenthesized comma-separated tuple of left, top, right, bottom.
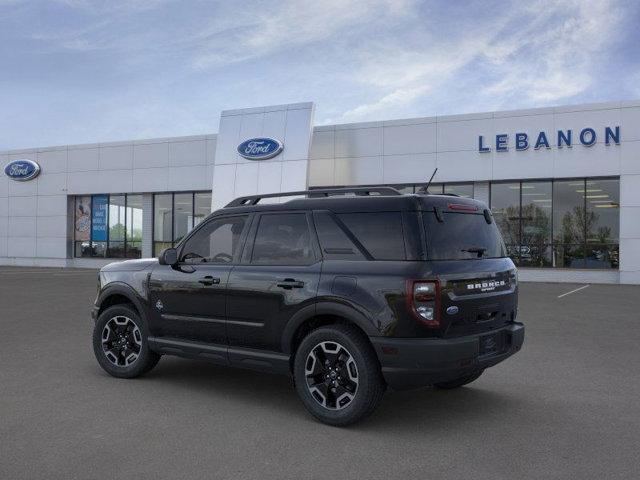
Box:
(74, 196, 91, 241)
(91, 195, 108, 242)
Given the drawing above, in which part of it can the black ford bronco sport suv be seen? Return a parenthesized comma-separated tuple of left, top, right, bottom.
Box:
(92, 187, 524, 426)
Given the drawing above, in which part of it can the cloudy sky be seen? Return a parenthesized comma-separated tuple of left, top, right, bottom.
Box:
(1, 0, 638, 150)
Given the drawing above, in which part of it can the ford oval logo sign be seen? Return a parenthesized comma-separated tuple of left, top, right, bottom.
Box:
(446, 306, 459, 315)
(4, 159, 41, 182)
(237, 137, 283, 160)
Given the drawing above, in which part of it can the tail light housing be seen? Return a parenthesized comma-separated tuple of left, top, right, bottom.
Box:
(407, 280, 440, 327)
(448, 203, 478, 212)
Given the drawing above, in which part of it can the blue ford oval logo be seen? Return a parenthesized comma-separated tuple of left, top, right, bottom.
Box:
(237, 137, 283, 160)
(446, 306, 459, 315)
(4, 159, 41, 182)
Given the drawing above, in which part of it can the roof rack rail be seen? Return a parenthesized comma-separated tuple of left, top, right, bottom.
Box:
(415, 189, 460, 197)
(225, 187, 402, 208)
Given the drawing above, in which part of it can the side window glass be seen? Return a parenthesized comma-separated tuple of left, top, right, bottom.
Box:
(251, 213, 314, 265)
(180, 216, 248, 264)
(337, 212, 406, 260)
(313, 211, 366, 261)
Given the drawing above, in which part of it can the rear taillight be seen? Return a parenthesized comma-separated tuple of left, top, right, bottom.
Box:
(407, 280, 440, 327)
(448, 203, 477, 212)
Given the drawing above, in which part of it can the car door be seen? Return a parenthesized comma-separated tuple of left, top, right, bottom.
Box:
(148, 214, 250, 345)
(226, 211, 321, 353)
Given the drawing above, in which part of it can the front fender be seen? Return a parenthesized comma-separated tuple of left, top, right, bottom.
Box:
(95, 281, 149, 324)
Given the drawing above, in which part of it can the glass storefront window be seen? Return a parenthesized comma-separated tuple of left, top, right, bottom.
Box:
(126, 195, 143, 259)
(173, 193, 193, 244)
(553, 180, 586, 246)
(490, 182, 521, 263)
(489, 178, 619, 269)
(416, 183, 443, 194)
(585, 179, 619, 243)
(194, 192, 212, 227)
(585, 179, 619, 269)
(153, 194, 172, 255)
(553, 180, 587, 268)
(153, 191, 212, 256)
(520, 181, 552, 267)
(73, 193, 144, 259)
(444, 183, 474, 198)
(108, 195, 126, 258)
(388, 185, 414, 194)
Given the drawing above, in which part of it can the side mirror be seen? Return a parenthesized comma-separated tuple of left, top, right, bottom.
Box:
(158, 247, 178, 266)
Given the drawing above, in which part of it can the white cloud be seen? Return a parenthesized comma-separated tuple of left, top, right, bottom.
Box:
(334, 0, 625, 122)
(191, 0, 415, 69)
(337, 35, 494, 121)
(482, 0, 621, 105)
(339, 85, 429, 121)
(0, 0, 634, 149)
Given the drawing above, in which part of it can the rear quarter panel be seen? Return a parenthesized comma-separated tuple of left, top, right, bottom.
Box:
(318, 260, 435, 338)
(318, 257, 518, 339)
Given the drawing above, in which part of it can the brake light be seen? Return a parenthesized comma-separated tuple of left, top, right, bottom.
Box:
(448, 203, 477, 212)
(407, 280, 440, 327)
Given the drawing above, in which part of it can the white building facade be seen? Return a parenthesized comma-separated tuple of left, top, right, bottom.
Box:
(1, 100, 639, 284)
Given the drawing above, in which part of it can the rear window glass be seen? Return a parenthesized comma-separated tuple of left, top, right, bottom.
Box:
(423, 212, 506, 260)
(313, 212, 366, 261)
(251, 213, 314, 265)
(337, 212, 406, 260)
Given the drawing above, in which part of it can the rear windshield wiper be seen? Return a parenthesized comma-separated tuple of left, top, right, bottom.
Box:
(461, 247, 487, 258)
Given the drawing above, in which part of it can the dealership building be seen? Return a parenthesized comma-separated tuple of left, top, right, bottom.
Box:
(1, 100, 639, 284)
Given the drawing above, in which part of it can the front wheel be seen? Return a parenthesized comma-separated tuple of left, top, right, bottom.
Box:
(92, 304, 160, 378)
(293, 325, 385, 427)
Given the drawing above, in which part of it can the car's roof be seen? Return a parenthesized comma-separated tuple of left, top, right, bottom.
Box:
(213, 194, 487, 216)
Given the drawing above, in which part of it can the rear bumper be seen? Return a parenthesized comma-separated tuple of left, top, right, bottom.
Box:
(370, 323, 524, 390)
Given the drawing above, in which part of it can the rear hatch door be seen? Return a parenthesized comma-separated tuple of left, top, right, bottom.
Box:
(422, 207, 518, 338)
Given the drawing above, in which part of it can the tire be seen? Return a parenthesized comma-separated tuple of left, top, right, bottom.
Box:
(293, 324, 385, 427)
(92, 304, 160, 379)
(434, 370, 484, 390)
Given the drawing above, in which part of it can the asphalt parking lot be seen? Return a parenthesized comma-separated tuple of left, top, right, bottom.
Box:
(1, 267, 639, 480)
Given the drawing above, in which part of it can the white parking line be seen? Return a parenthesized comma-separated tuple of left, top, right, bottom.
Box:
(557, 284, 590, 298)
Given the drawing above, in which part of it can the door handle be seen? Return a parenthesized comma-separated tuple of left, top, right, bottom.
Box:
(198, 276, 220, 286)
(277, 278, 304, 289)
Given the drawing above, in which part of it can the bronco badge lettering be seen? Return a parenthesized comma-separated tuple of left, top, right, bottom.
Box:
(466, 279, 506, 292)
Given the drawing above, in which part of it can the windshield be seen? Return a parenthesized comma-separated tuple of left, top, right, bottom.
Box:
(423, 211, 507, 260)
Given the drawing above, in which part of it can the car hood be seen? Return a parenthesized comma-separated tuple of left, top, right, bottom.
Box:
(101, 258, 158, 272)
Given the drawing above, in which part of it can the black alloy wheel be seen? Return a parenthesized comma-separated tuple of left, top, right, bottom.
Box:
(101, 315, 143, 367)
(294, 325, 385, 426)
(93, 304, 160, 379)
(304, 341, 359, 410)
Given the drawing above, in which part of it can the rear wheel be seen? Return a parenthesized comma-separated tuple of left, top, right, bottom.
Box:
(293, 325, 385, 427)
(434, 370, 484, 389)
(93, 304, 160, 378)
